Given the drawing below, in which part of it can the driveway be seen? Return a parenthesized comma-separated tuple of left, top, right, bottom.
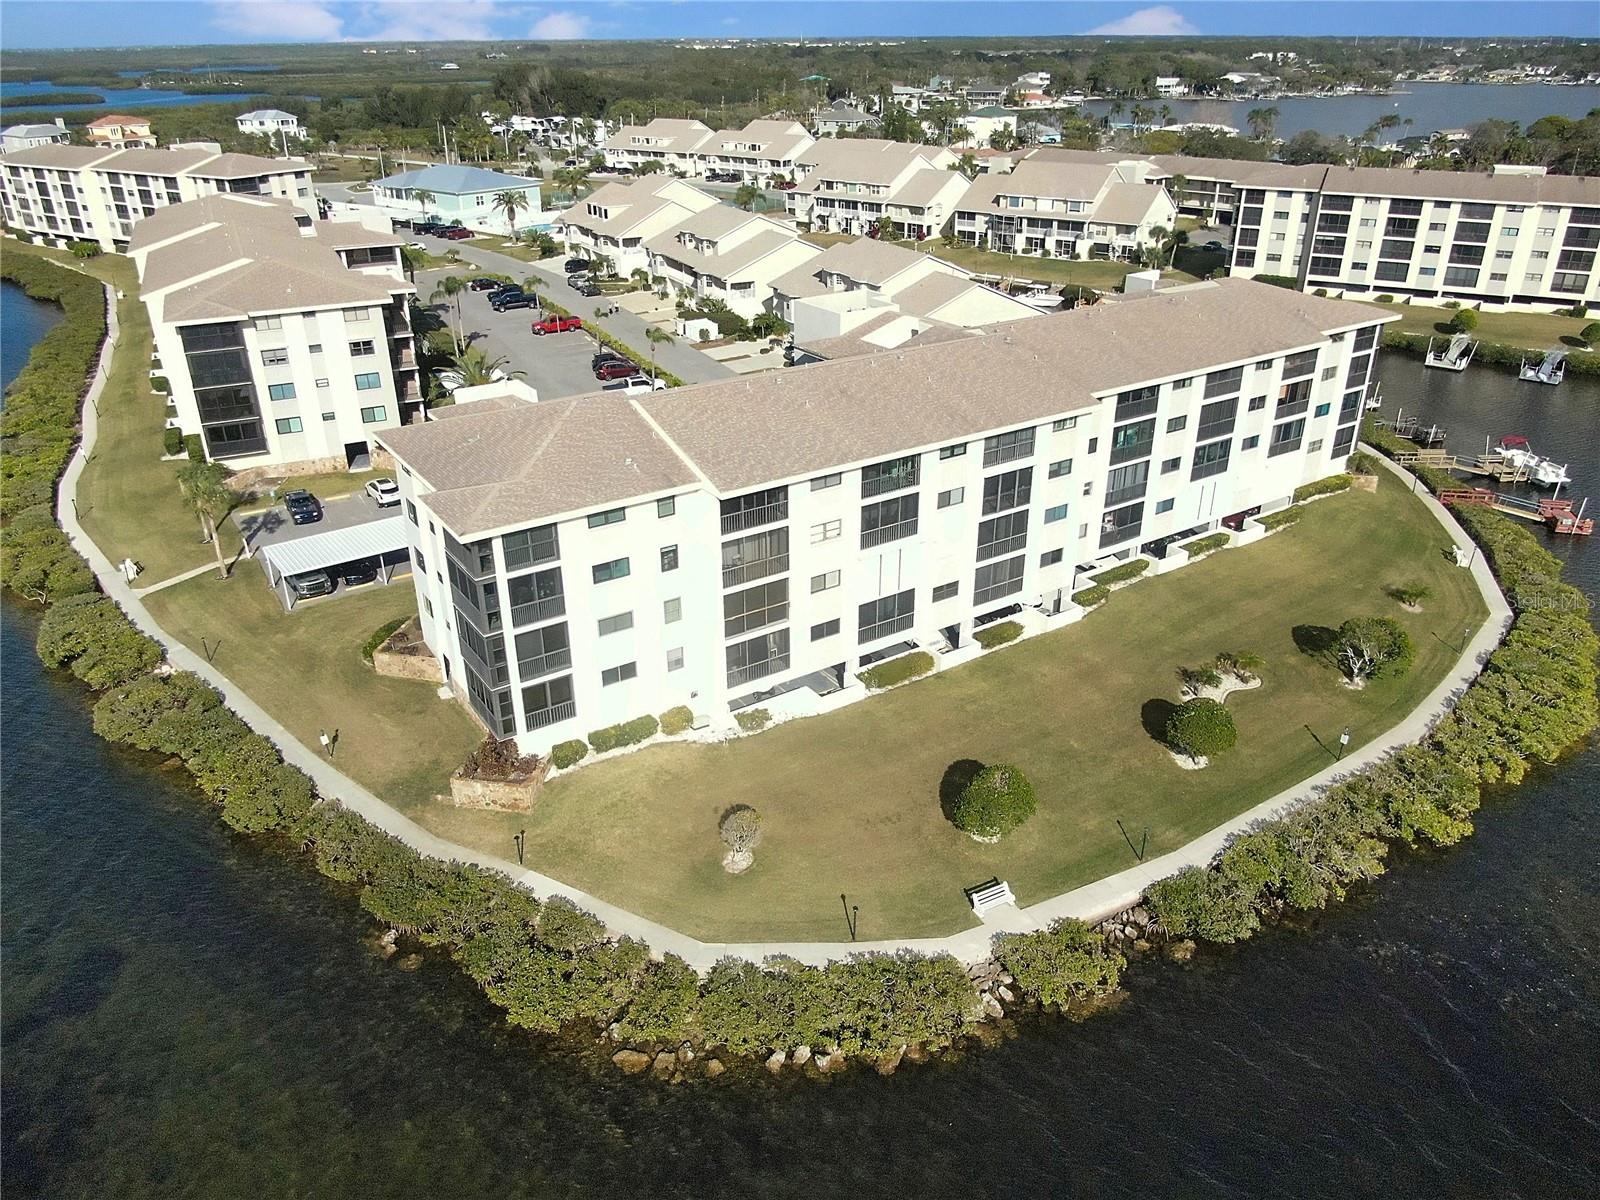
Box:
(234, 490, 398, 554)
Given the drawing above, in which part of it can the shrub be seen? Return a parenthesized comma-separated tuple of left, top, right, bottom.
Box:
(994, 919, 1124, 1008)
(162, 426, 183, 456)
(659, 705, 694, 736)
(1181, 533, 1229, 558)
(719, 806, 763, 865)
(734, 707, 771, 732)
(973, 620, 1023, 649)
(1447, 307, 1479, 333)
(361, 616, 408, 663)
(1177, 664, 1224, 695)
(35, 592, 161, 689)
(0, 523, 95, 603)
(1164, 698, 1237, 759)
(184, 434, 205, 463)
(1090, 559, 1150, 587)
(1256, 507, 1304, 532)
(1376, 293, 1396, 303)
(1072, 584, 1110, 608)
(587, 714, 658, 754)
(856, 650, 935, 690)
(1347, 450, 1380, 476)
(68, 239, 102, 258)
(1293, 473, 1353, 503)
(150, 375, 170, 394)
(1580, 321, 1600, 349)
(1253, 274, 1299, 290)
(550, 739, 589, 769)
(1389, 583, 1431, 608)
(536, 297, 684, 387)
(1334, 616, 1414, 682)
(951, 763, 1037, 840)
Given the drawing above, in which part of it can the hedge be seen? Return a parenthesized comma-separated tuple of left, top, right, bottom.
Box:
(163, 426, 183, 456)
(974, 620, 1023, 650)
(1293, 473, 1353, 503)
(1382, 329, 1600, 379)
(361, 617, 409, 664)
(1256, 507, 1304, 531)
(36, 592, 162, 689)
(1072, 584, 1110, 608)
(857, 650, 935, 690)
(734, 707, 771, 732)
(150, 375, 170, 394)
(1252, 274, 1299, 290)
(658, 705, 694, 736)
(587, 714, 659, 754)
(1181, 533, 1230, 558)
(550, 739, 589, 769)
(1090, 559, 1150, 587)
(538, 297, 685, 388)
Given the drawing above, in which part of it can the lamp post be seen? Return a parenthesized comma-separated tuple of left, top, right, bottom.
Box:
(1337, 726, 1351, 760)
(513, 829, 525, 865)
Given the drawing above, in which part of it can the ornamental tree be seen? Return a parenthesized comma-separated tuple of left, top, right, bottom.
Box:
(1335, 616, 1415, 683)
(719, 805, 764, 872)
(951, 763, 1037, 840)
(1165, 697, 1238, 760)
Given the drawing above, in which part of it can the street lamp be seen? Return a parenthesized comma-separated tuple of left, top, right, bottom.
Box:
(513, 829, 525, 864)
(1337, 726, 1351, 760)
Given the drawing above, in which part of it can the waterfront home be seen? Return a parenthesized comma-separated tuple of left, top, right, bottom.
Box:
(86, 114, 156, 150)
(235, 109, 305, 141)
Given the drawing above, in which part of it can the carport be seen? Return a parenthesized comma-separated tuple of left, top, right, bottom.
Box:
(257, 515, 412, 611)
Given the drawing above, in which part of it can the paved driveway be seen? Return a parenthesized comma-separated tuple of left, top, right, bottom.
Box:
(235, 490, 397, 554)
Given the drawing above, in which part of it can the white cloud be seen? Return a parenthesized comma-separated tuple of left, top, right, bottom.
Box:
(530, 10, 592, 39)
(1085, 5, 1198, 36)
(361, 1, 504, 42)
(211, 1, 344, 41)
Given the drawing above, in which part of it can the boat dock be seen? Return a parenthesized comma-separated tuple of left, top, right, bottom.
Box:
(1425, 333, 1477, 371)
(1437, 488, 1593, 535)
(1392, 447, 1546, 485)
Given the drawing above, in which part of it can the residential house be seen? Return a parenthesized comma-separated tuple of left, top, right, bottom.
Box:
(695, 120, 815, 183)
(85, 114, 156, 149)
(645, 206, 817, 318)
(1154, 77, 1189, 98)
(556, 174, 720, 276)
(371, 164, 543, 234)
(602, 118, 715, 175)
(812, 99, 878, 137)
(788, 138, 963, 239)
(953, 157, 1176, 261)
(235, 109, 305, 141)
(955, 106, 1018, 148)
(0, 119, 68, 155)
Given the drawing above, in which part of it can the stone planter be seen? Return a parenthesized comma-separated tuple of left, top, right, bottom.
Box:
(372, 617, 443, 683)
(447, 758, 551, 812)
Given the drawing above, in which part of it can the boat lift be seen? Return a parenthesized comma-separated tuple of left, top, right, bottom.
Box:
(1424, 332, 1478, 371)
(1518, 348, 1567, 386)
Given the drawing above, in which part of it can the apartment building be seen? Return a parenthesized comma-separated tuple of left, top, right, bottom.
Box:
(953, 158, 1176, 261)
(0, 119, 69, 154)
(0, 143, 314, 251)
(378, 278, 1387, 752)
(128, 194, 419, 469)
(787, 139, 964, 239)
(644, 206, 817, 317)
(695, 120, 815, 183)
(556, 174, 719, 276)
(602, 118, 715, 174)
(86, 114, 156, 150)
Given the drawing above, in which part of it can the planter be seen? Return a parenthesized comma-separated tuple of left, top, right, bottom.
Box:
(1350, 473, 1379, 493)
(372, 617, 443, 683)
(448, 758, 551, 812)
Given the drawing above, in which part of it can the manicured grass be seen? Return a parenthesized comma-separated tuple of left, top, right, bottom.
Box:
(1365, 300, 1593, 352)
(233, 467, 390, 511)
(410, 482, 1487, 943)
(466, 236, 548, 263)
(143, 573, 482, 810)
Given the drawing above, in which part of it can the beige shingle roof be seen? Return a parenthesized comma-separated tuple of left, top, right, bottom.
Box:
(1092, 181, 1169, 226)
(1321, 165, 1599, 205)
(604, 118, 714, 156)
(0, 144, 113, 169)
(770, 237, 930, 295)
(647, 226, 803, 282)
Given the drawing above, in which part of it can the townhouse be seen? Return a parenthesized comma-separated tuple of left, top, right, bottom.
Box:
(953, 157, 1176, 261)
(378, 277, 1387, 752)
(0, 143, 314, 251)
(695, 120, 815, 183)
(787, 138, 965, 239)
(602, 118, 715, 175)
(557, 174, 719, 277)
(812, 100, 877, 137)
(644, 206, 818, 317)
(128, 194, 419, 469)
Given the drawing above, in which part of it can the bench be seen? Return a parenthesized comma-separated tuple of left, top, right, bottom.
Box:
(967, 878, 1016, 918)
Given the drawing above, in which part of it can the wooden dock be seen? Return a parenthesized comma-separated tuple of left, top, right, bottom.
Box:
(1437, 488, 1593, 535)
(1393, 449, 1538, 485)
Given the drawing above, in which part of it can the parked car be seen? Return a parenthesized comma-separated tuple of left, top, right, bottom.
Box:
(365, 477, 400, 507)
(601, 374, 667, 395)
(441, 226, 474, 241)
(532, 315, 583, 335)
(594, 358, 639, 381)
(563, 257, 592, 274)
(573, 282, 602, 298)
(1202, 240, 1226, 252)
(282, 489, 323, 525)
(338, 558, 381, 586)
(287, 570, 334, 599)
(491, 290, 537, 312)
(774, 179, 797, 190)
(468, 276, 503, 291)
(406, 241, 427, 250)
(592, 350, 630, 370)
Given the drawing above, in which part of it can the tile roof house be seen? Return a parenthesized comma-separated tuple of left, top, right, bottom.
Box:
(86, 114, 156, 149)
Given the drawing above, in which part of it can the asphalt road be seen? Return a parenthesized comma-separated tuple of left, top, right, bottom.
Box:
(235, 490, 398, 554)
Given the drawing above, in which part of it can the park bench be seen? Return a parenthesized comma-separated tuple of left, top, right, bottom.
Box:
(967, 878, 1016, 918)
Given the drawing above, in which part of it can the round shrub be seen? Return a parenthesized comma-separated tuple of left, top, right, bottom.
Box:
(1447, 308, 1479, 333)
(1165, 698, 1237, 760)
(951, 763, 1037, 840)
(163, 426, 183, 456)
(1580, 321, 1600, 348)
(550, 739, 588, 769)
(659, 705, 694, 736)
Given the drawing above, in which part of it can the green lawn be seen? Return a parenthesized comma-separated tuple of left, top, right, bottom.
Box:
(409, 483, 1486, 943)
(1366, 300, 1594, 352)
(233, 467, 391, 512)
(143, 573, 482, 810)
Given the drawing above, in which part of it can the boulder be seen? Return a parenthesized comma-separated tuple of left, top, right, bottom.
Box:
(676, 1042, 695, 1064)
(705, 1058, 726, 1078)
(765, 1049, 787, 1074)
(874, 1045, 906, 1076)
(612, 1049, 651, 1075)
(791, 1044, 812, 1065)
(814, 1049, 844, 1074)
(981, 993, 1005, 1019)
(903, 1043, 929, 1064)
(606, 1022, 623, 1042)
(996, 985, 1016, 1004)
(652, 1050, 677, 1076)
(378, 929, 399, 956)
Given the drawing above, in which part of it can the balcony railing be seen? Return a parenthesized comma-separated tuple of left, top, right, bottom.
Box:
(722, 553, 788, 589)
(1104, 482, 1148, 507)
(510, 594, 565, 628)
(525, 700, 576, 731)
(727, 655, 789, 689)
(861, 518, 918, 550)
(720, 500, 787, 536)
(1108, 439, 1153, 466)
(517, 648, 572, 682)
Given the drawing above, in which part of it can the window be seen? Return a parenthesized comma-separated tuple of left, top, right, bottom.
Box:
(261, 348, 289, 366)
(811, 519, 841, 544)
(1204, 366, 1244, 398)
(406, 499, 418, 524)
(1155, 498, 1174, 514)
(858, 589, 915, 643)
(503, 525, 558, 571)
(592, 557, 630, 583)
(861, 455, 919, 498)
(725, 579, 789, 637)
(254, 315, 282, 331)
(1087, 438, 1098, 453)
(597, 612, 634, 636)
(1109, 419, 1155, 465)
(354, 373, 381, 391)
(938, 487, 964, 509)
(1105, 459, 1149, 505)
(666, 647, 685, 672)
(720, 486, 787, 534)
(1166, 415, 1187, 434)
(861, 494, 919, 549)
(1314, 402, 1332, 418)
(1191, 439, 1231, 480)
(723, 527, 788, 587)
(515, 623, 571, 680)
(939, 443, 967, 459)
(932, 581, 958, 602)
(810, 472, 841, 490)
(587, 507, 625, 528)
(522, 675, 575, 731)
(664, 597, 682, 623)
(983, 427, 1034, 467)
(1114, 385, 1159, 419)
(1248, 395, 1267, 413)
(310, 344, 323, 355)
(359, 405, 387, 423)
(267, 382, 296, 401)
(344, 309, 371, 323)
(657, 496, 676, 517)
(1282, 349, 1318, 380)
(601, 662, 637, 687)
(1044, 504, 1069, 523)
(316, 380, 330, 390)
(1047, 458, 1072, 479)
(973, 555, 1025, 604)
(811, 619, 841, 641)
(1269, 418, 1307, 457)
(1051, 416, 1079, 431)
(349, 339, 375, 357)
(727, 630, 789, 687)
(1309, 438, 1324, 453)
(1098, 502, 1144, 549)
(977, 510, 1029, 560)
(660, 545, 679, 572)
(811, 570, 840, 593)
(1242, 435, 1260, 450)
(1040, 549, 1063, 567)
(274, 416, 303, 434)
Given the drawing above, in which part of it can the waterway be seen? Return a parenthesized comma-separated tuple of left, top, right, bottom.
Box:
(0, 80, 265, 111)
(2, 287, 1598, 1198)
(1081, 82, 1600, 140)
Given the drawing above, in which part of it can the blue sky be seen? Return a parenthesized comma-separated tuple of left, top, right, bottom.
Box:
(3, 2, 1597, 50)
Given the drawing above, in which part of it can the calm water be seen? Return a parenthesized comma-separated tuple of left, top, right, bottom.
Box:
(0, 279, 60, 389)
(0, 80, 264, 111)
(1083, 82, 1600, 139)
(3, 293, 1599, 1198)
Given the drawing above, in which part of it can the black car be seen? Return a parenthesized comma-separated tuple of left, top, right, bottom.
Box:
(563, 257, 592, 274)
(592, 350, 630, 370)
(339, 557, 381, 586)
(282, 489, 323, 525)
(468, 276, 503, 291)
(490, 290, 537, 312)
(573, 282, 602, 298)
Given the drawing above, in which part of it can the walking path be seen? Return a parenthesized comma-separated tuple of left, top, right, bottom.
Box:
(58, 291, 1512, 969)
(133, 560, 220, 596)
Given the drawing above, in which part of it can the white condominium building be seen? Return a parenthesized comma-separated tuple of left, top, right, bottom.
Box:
(128, 194, 419, 469)
(953, 157, 1176, 261)
(602, 118, 715, 174)
(378, 278, 1390, 752)
(787, 138, 965, 239)
(644, 206, 818, 317)
(696, 120, 815, 182)
(556, 174, 719, 276)
(0, 143, 314, 251)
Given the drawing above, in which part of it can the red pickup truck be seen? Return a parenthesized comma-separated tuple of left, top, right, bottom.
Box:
(531, 315, 583, 335)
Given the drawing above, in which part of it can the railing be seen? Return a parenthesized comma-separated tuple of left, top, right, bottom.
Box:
(859, 613, 913, 643)
(974, 575, 1024, 605)
(726, 655, 788, 689)
(1267, 436, 1303, 458)
(1191, 455, 1230, 482)
(1108, 439, 1152, 466)
(525, 700, 576, 731)
(510, 595, 565, 627)
(517, 648, 572, 682)
(722, 554, 788, 589)
(861, 518, 918, 550)
(1195, 418, 1236, 442)
(862, 468, 918, 498)
(720, 501, 787, 535)
(977, 531, 1026, 561)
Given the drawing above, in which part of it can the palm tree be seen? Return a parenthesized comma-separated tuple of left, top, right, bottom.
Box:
(447, 345, 524, 387)
(410, 187, 437, 222)
(1246, 106, 1280, 142)
(645, 327, 675, 381)
(430, 276, 467, 350)
(491, 188, 531, 235)
(733, 183, 762, 211)
(1158, 103, 1173, 128)
(177, 461, 236, 581)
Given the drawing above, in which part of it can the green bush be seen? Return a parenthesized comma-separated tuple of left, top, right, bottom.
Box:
(1256, 507, 1304, 531)
(587, 714, 659, 754)
(1293, 474, 1353, 503)
(550, 739, 589, 769)
(974, 620, 1023, 649)
(1252, 274, 1299, 290)
(184, 434, 205, 463)
(35, 592, 161, 689)
(1447, 307, 1479, 333)
(951, 763, 1037, 840)
(856, 650, 935, 690)
(361, 616, 408, 664)
(659, 705, 694, 736)
(67, 239, 102, 259)
(1072, 584, 1110, 608)
(1090, 559, 1150, 587)
(734, 707, 771, 732)
(1333, 616, 1415, 682)
(1181, 533, 1229, 558)
(162, 426, 183, 456)
(150, 375, 170, 394)
(1347, 450, 1380, 476)
(994, 919, 1124, 1009)
(1580, 321, 1600, 348)
(1164, 698, 1237, 759)
(0, 521, 95, 603)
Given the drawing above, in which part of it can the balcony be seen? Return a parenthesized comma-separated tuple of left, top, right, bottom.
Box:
(727, 655, 789, 689)
(525, 700, 576, 731)
(722, 553, 788, 589)
(720, 499, 787, 535)
(517, 648, 573, 682)
(510, 594, 565, 627)
(861, 518, 918, 550)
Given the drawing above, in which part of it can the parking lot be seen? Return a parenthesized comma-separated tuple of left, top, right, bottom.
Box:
(235, 489, 412, 609)
(235, 489, 396, 553)
(432, 276, 618, 400)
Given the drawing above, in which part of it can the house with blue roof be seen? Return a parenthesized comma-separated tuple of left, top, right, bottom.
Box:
(371, 163, 544, 234)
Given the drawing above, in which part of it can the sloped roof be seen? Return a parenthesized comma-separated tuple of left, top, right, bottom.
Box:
(604, 118, 715, 155)
(1092, 181, 1170, 226)
(891, 168, 965, 208)
(87, 114, 147, 128)
(238, 109, 299, 122)
(647, 226, 805, 282)
(374, 164, 539, 195)
(2, 124, 68, 139)
(0, 144, 115, 168)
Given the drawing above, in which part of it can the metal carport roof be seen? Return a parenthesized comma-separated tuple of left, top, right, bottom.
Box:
(257, 516, 411, 610)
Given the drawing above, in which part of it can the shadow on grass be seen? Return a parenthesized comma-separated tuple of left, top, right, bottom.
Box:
(939, 758, 984, 823)
(1140, 698, 1178, 746)
(1292, 623, 1339, 662)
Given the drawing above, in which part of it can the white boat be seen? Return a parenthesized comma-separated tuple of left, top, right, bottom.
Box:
(1497, 435, 1573, 488)
(1424, 332, 1477, 371)
(1004, 281, 1064, 310)
(1518, 348, 1567, 385)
